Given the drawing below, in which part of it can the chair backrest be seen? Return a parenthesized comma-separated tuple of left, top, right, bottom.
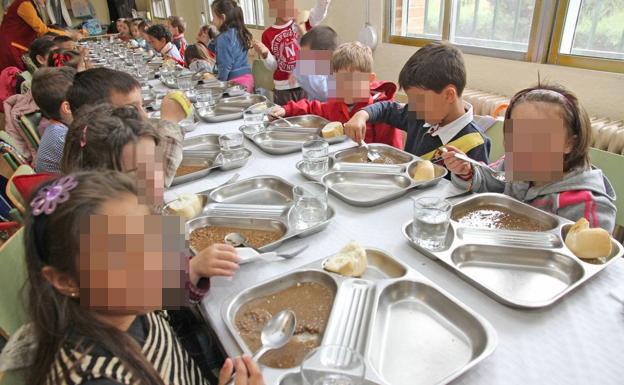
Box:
(485, 118, 505, 162)
(251, 59, 274, 92)
(6, 165, 35, 213)
(0, 229, 29, 338)
(17, 112, 41, 149)
(589, 148, 624, 228)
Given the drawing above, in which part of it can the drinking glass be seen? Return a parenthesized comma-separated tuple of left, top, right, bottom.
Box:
(177, 76, 193, 91)
(302, 139, 329, 175)
(136, 66, 149, 84)
(196, 90, 216, 108)
(242, 108, 266, 134)
(219, 132, 245, 162)
(411, 197, 452, 251)
(301, 345, 365, 385)
(292, 182, 328, 230)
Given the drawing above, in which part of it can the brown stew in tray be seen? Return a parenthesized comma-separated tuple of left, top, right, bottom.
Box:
(189, 226, 284, 251)
(452, 204, 550, 232)
(341, 152, 405, 165)
(176, 164, 210, 177)
(235, 282, 334, 369)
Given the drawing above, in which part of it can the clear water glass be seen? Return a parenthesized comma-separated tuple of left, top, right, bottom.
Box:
(177, 76, 193, 91)
(302, 139, 329, 175)
(292, 182, 328, 230)
(136, 66, 149, 84)
(196, 90, 216, 107)
(301, 345, 365, 385)
(243, 109, 266, 134)
(412, 197, 452, 251)
(219, 132, 245, 162)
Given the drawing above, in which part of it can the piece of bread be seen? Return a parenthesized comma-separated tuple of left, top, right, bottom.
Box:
(167, 194, 203, 220)
(565, 218, 612, 260)
(411, 160, 435, 182)
(323, 241, 368, 277)
(322, 122, 345, 139)
(203, 72, 216, 81)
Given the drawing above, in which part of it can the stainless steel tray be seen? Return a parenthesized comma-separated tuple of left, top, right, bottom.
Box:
(402, 193, 624, 308)
(296, 144, 448, 206)
(221, 248, 497, 385)
(240, 115, 348, 155)
(171, 134, 252, 186)
(196, 95, 273, 123)
(177, 175, 336, 252)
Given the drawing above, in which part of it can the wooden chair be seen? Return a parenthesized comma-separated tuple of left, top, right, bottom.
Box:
(251, 59, 275, 94)
(590, 148, 624, 240)
(6, 165, 35, 213)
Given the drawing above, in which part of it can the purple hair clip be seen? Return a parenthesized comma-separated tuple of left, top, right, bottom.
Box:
(30, 175, 78, 216)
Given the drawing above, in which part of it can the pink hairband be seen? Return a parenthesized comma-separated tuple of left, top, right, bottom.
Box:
(80, 125, 88, 148)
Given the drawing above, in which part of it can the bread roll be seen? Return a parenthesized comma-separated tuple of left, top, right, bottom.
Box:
(411, 160, 435, 182)
(322, 122, 345, 139)
(167, 194, 203, 220)
(565, 218, 612, 260)
(323, 241, 368, 277)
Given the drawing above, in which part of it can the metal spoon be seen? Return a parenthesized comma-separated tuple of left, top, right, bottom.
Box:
(359, 140, 381, 162)
(226, 310, 296, 385)
(224, 232, 257, 250)
(453, 152, 506, 180)
(270, 115, 296, 127)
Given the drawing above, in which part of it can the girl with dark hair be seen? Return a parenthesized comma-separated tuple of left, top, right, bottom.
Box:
(185, 43, 215, 73)
(4, 169, 263, 385)
(210, 0, 254, 92)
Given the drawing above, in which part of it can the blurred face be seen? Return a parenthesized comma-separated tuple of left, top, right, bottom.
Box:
(268, 0, 297, 19)
(210, 8, 225, 29)
(57, 40, 77, 51)
(121, 136, 164, 207)
(166, 21, 178, 35)
(298, 47, 331, 75)
(197, 28, 209, 45)
(331, 69, 373, 105)
(118, 23, 130, 35)
(131, 25, 141, 38)
(504, 101, 573, 182)
(147, 35, 166, 52)
(109, 87, 147, 119)
(79, 193, 186, 313)
(405, 86, 455, 125)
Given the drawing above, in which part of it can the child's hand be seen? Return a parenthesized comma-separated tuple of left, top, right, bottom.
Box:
(344, 110, 369, 144)
(268, 106, 286, 120)
(219, 356, 265, 385)
(190, 244, 240, 284)
(252, 39, 269, 59)
(441, 145, 473, 178)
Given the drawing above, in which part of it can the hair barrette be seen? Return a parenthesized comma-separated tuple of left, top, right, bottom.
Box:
(80, 125, 88, 148)
(30, 175, 78, 216)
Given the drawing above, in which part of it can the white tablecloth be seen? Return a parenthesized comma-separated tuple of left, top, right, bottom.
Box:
(167, 117, 624, 385)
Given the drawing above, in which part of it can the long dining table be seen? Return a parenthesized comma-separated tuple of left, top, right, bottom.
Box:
(164, 106, 624, 385)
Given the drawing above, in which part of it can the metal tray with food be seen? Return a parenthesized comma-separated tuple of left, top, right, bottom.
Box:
(401, 193, 624, 309)
(239, 115, 347, 155)
(171, 134, 252, 186)
(221, 246, 497, 385)
(166, 176, 336, 252)
(296, 144, 447, 207)
(196, 95, 273, 123)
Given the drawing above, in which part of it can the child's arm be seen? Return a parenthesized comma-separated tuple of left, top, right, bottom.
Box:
(345, 102, 408, 143)
(308, 0, 332, 27)
(253, 39, 278, 71)
(443, 146, 505, 193)
(270, 99, 325, 118)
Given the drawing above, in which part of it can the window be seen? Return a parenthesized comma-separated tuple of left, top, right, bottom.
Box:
(204, 0, 265, 28)
(151, 0, 172, 19)
(387, 0, 624, 72)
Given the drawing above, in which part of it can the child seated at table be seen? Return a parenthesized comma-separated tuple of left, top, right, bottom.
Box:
(12, 170, 260, 385)
(442, 84, 617, 232)
(46, 48, 90, 71)
(197, 24, 219, 57)
(344, 42, 490, 162)
(185, 43, 215, 73)
(31, 67, 76, 173)
(66, 67, 188, 187)
(145, 24, 184, 66)
(292, 25, 338, 102)
(51, 35, 77, 51)
(130, 19, 149, 49)
(167, 16, 188, 59)
(271, 41, 404, 148)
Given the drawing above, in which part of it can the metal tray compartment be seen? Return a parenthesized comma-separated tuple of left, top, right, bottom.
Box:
(334, 144, 414, 165)
(402, 193, 624, 308)
(561, 224, 622, 265)
(221, 249, 496, 385)
(268, 115, 330, 130)
(451, 245, 584, 306)
(208, 176, 294, 205)
(219, 94, 269, 108)
(368, 280, 495, 385)
(187, 215, 289, 253)
(196, 95, 272, 123)
(322, 171, 413, 206)
(296, 144, 447, 207)
(171, 148, 252, 186)
(182, 134, 221, 152)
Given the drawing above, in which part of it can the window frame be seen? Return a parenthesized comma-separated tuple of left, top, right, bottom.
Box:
(151, 0, 172, 19)
(384, 0, 624, 73)
(204, 0, 266, 29)
(547, 0, 624, 74)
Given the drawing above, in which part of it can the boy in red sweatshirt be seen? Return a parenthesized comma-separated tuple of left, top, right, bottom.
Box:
(253, 0, 331, 105)
(270, 42, 405, 148)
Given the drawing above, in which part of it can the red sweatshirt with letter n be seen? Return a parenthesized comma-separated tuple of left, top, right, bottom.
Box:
(283, 80, 405, 148)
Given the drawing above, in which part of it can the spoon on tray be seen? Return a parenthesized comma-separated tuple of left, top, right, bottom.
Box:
(224, 233, 309, 263)
(438, 147, 505, 180)
(226, 310, 297, 385)
(359, 140, 381, 162)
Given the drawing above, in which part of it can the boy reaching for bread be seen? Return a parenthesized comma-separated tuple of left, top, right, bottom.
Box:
(344, 42, 490, 163)
(270, 42, 404, 148)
